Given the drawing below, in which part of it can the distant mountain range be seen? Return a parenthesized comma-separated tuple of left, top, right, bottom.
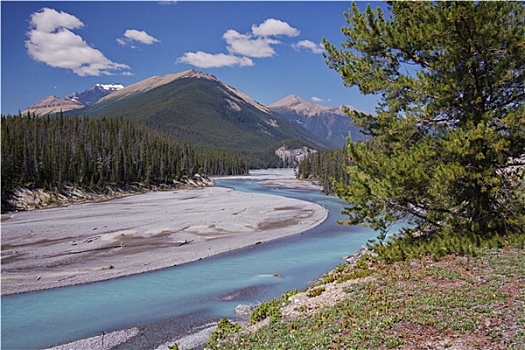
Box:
(23, 83, 123, 116)
(22, 70, 366, 151)
(68, 83, 124, 106)
(64, 70, 334, 159)
(268, 95, 364, 147)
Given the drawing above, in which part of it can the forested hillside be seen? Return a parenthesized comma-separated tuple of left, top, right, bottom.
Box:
(73, 75, 333, 159)
(297, 147, 351, 195)
(1, 114, 249, 211)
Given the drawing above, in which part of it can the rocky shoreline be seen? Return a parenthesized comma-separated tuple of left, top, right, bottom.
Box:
(3, 174, 214, 213)
(41, 246, 372, 350)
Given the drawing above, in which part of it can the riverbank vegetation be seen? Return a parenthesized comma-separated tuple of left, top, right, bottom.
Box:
(206, 238, 525, 349)
(1, 114, 249, 211)
(296, 147, 351, 195)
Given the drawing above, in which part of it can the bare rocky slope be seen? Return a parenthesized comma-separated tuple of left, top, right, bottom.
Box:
(4, 175, 213, 213)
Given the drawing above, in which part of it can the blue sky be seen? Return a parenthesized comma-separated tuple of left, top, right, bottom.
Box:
(1, 1, 385, 115)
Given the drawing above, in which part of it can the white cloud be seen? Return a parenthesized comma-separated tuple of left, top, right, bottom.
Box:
(311, 96, 323, 102)
(28, 7, 83, 33)
(223, 29, 279, 58)
(25, 8, 130, 77)
(118, 29, 160, 46)
(292, 40, 324, 54)
(252, 18, 300, 37)
(177, 18, 300, 69)
(176, 51, 253, 68)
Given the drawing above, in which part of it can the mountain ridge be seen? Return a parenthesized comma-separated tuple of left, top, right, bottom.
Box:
(268, 94, 365, 147)
(22, 96, 84, 116)
(23, 83, 124, 116)
(268, 94, 351, 118)
(20, 70, 364, 153)
(68, 83, 124, 106)
(69, 72, 333, 161)
(98, 69, 214, 102)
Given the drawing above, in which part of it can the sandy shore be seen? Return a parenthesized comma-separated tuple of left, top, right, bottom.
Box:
(1, 169, 327, 296)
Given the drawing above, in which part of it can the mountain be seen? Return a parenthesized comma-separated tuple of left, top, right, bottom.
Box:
(22, 83, 124, 116)
(22, 95, 84, 116)
(268, 95, 365, 147)
(68, 83, 124, 106)
(73, 70, 333, 154)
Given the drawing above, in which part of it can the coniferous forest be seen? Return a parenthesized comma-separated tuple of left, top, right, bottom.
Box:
(1, 114, 250, 211)
(297, 147, 351, 195)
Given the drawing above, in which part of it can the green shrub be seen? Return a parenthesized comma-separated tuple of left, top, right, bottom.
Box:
(249, 290, 300, 324)
(307, 287, 325, 298)
(250, 299, 283, 324)
(207, 318, 241, 345)
(372, 231, 525, 264)
(337, 268, 374, 283)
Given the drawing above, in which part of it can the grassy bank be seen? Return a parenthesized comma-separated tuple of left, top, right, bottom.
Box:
(205, 237, 525, 349)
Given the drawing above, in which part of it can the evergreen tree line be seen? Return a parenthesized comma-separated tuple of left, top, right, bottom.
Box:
(322, 1, 525, 239)
(1, 114, 249, 210)
(297, 146, 351, 195)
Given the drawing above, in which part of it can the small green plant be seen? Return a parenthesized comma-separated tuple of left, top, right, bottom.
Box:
(282, 289, 300, 300)
(249, 289, 300, 324)
(207, 318, 241, 345)
(371, 230, 525, 264)
(307, 287, 325, 298)
(355, 254, 375, 268)
(319, 273, 337, 284)
(250, 299, 283, 324)
(334, 263, 347, 273)
(337, 268, 374, 283)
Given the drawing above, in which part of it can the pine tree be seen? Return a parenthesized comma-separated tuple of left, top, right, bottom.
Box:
(324, 2, 525, 239)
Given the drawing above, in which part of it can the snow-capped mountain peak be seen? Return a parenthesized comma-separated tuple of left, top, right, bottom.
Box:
(67, 83, 124, 106)
(24, 83, 126, 115)
(94, 83, 124, 91)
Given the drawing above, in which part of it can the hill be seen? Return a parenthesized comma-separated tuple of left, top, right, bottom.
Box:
(268, 94, 365, 147)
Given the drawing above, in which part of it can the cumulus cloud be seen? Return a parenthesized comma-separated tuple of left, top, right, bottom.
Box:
(251, 18, 300, 37)
(311, 96, 323, 102)
(292, 40, 324, 54)
(176, 51, 253, 68)
(118, 29, 160, 47)
(25, 8, 130, 77)
(223, 29, 279, 58)
(177, 18, 301, 68)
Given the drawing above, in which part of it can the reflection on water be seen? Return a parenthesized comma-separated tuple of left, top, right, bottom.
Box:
(2, 175, 379, 349)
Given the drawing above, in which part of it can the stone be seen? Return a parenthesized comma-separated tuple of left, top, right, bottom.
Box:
(235, 304, 256, 317)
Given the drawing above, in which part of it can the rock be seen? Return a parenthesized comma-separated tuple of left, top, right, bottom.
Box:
(345, 246, 376, 266)
(235, 304, 256, 317)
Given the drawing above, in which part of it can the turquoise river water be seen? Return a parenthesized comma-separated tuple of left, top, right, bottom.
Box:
(2, 173, 381, 349)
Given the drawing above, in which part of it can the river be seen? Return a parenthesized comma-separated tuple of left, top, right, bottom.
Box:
(1, 171, 380, 349)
